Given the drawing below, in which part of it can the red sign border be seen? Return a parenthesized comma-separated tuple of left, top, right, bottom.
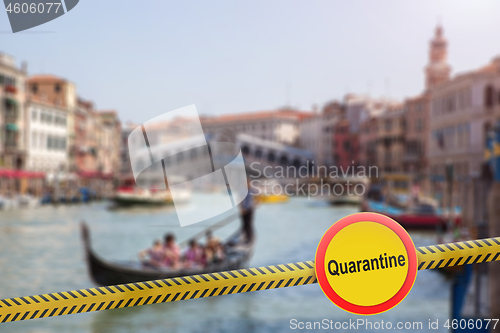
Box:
(315, 212, 418, 315)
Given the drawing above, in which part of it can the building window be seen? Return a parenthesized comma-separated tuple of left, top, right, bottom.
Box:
(385, 120, 392, 131)
(485, 85, 495, 108)
(31, 84, 38, 94)
(416, 118, 424, 132)
(31, 109, 37, 121)
(55, 84, 61, 93)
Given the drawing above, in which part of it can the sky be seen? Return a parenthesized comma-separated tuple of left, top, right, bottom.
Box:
(1, 0, 500, 124)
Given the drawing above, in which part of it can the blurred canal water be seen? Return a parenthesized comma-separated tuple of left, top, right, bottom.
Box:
(0, 197, 451, 332)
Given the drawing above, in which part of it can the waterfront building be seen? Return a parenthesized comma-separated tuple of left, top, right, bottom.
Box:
(0, 53, 27, 170)
(25, 75, 76, 174)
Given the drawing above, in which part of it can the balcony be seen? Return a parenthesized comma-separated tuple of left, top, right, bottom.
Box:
(4, 85, 17, 94)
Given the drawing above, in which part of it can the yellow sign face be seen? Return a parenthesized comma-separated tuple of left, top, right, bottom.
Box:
(315, 213, 418, 315)
(324, 221, 408, 306)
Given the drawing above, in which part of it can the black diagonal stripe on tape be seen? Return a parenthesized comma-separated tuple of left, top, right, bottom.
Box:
(463, 256, 473, 265)
(472, 255, 482, 264)
(198, 275, 210, 282)
(39, 309, 49, 318)
(418, 262, 426, 270)
(87, 303, 96, 312)
(75, 290, 87, 298)
(226, 271, 238, 279)
(29, 310, 39, 320)
(20, 311, 30, 321)
(417, 248, 426, 255)
(247, 283, 256, 292)
(472, 240, 483, 248)
(256, 282, 265, 291)
(114, 285, 125, 292)
(207, 273, 219, 281)
(124, 284, 135, 292)
(443, 244, 455, 251)
(151, 280, 163, 288)
(454, 242, 464, 250)
(443, 258, 454, 268)
(236, 270, 247, 277)
(114, 300, 124, 309)
(96, 302, 105, 311)
(208, 288, 218, 297)
(9, 298, 21, 306)
(434, 245, 445, 252)
(245, 268, 257, 276)
(58, 307, 68, 316)
(124, 298, 134, 308)
(304, 276, 313, 284)
(275, 265, 285, 273)
(161, 294, 171, 303)
(492, 252, 500, 261)
(266, 281, 275, 289)
(265, 266, 276, 273)
(228, 285, 237, 294)
(38, 295, 50, 302)
(283, 264, 295, 271)
(455, 257, 463, 265)
(47, 308, 58, 317)
(237, 284, 247, 293)
(104, 286, 116, 294)
(58, 292, 69, 300)
(293, 262, 305, 270)
(294, 277, 303, 286)
(19, 297, 31, 305)
(170, 278, 182, 286)
(144, 296, 153, 305)
(217, 272, 229, 279)
(152, 295, 162, 304)
(190, 290, 199, 299)
(436, 259, 444, 268)
(142, 281, 153, 289)
(255, 267, 266, 275)
(133, 297, 143, 306)
(29, 296, 40, 303)
(66, 291, 78, 298)
(303, 262, 313, 269)
(132, 283, 144, 290)
(284, 278, 294, 287)
(491, 238, 500, 245)
(180, 291, 190, 301)
(48, 294, 59, 301)
(425, 246, 436, 254)
(2, 314, 11, 323)
(275, 279, 285, 288)
(483, 253, 492, 262)
(482, 239, 492, 246)
(1, 299, 12, 307)
(463, 241, 474, 249)
(425, 260, 435, 269)
(68, 306, 77, 315)
(199, 289, 209, 298)
(161, 279, 172, 287)
(218, 286, 228, 296)
(105, 301, 115, 310)
(11, 312, 20, 322)
(85, 289, 97, 296)
(95, 288, 106, 295)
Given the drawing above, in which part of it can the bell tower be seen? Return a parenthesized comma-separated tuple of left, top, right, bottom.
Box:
(425, 25, 451, 90)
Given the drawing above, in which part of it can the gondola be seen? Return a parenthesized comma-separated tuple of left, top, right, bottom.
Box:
(80, 222, 254, 286)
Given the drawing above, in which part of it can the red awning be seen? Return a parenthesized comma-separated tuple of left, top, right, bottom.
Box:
(0, 169, 46, 179)
(77, 171, 114, 179)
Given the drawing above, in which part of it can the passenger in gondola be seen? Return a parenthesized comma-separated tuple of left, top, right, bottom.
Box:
(138, 240, 164, 267)
(183, 239, 204, 268)
(204, 230, 225, 263)
(163, 233, 180, 268)
(240, 178, 257, 244)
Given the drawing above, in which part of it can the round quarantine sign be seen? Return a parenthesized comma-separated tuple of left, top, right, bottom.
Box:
(315, 212, 417, 315)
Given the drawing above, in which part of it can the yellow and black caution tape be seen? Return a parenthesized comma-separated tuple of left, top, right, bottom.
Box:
(1, 237, 500, 323)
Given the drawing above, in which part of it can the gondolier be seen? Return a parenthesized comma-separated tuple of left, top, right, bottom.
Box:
(240, 179, 257, 243)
